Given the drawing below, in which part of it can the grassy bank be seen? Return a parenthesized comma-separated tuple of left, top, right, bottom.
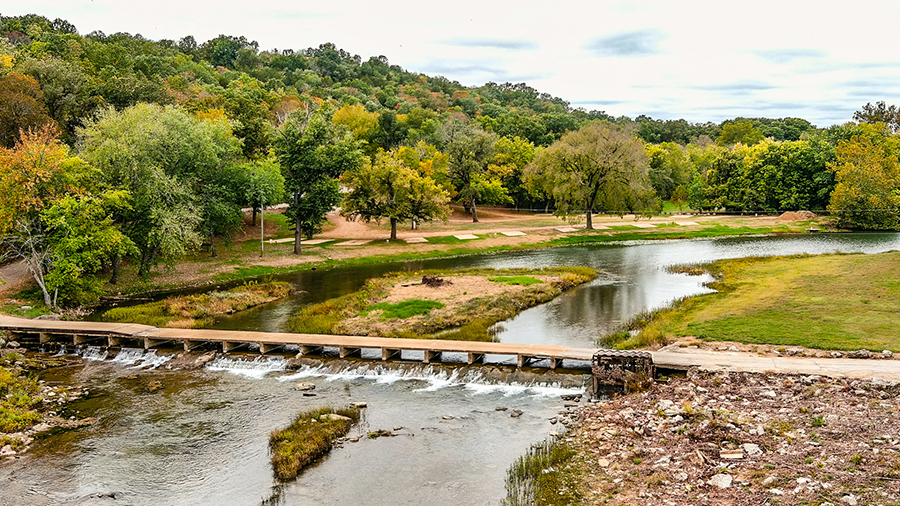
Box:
(101, 281, 292, 328)
(287, 267, 597, 341)
(502, 439, 585, 506)
(0, 352, 42, 434)
(269, 406, 361, 481)
(609, 251, 900, 351)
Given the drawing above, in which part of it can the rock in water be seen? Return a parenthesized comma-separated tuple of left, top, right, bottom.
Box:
(320, 414, 351, 422)
(294, 383, 316, 391)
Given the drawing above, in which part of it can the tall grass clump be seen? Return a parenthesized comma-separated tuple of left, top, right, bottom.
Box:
(0, 365, 42, 432)
(269, 406, 361, 481)
(103, 281, 292, 328)
(502, 439, 584, 506)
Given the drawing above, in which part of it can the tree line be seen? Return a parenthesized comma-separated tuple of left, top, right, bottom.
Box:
(1, 13, 899, 309)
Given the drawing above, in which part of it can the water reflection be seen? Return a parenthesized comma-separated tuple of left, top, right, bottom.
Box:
(208, 233, 900, 347)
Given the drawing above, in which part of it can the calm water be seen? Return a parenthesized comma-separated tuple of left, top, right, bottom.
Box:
(5, 232, 900, 506)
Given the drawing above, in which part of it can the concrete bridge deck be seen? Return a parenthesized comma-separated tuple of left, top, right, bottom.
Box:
(0, 316, 595, 369)
(2, 316, 899, 380)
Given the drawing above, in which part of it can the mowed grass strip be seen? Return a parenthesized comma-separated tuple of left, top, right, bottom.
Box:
(269, 406, 361, 481)
(489, 276, 544, 286)
(631, 252, 900, 351)
(364, 299, 445, 319)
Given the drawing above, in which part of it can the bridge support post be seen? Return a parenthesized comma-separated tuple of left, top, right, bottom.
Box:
(424, 350, 442, 364)
(74, 334, 102, 345)
(549, 358, 560, 370)
(222, 341, 247, 353)
(382, 348, 400, 361)
(467, 352, 484, 365)
(518, 355, 535, 368)
(182, 340, 204, 351)
(260, 343, 282, 354)
(39, 332, 52, 344)
(144, 338, 170, 349)
(339, 346, 360, 358)
(300, 345, 323, 356)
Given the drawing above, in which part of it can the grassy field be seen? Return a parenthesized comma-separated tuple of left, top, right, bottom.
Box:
(618, 252, 900, 351)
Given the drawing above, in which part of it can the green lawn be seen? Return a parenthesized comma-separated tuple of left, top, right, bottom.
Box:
(626, 252, 900, 351)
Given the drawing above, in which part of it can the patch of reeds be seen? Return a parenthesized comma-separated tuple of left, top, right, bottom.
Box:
(0, 362, 42, 433)
(102, 281, 292, 328)
(269, 406, 361, 481)
(502, 439, 584, 506)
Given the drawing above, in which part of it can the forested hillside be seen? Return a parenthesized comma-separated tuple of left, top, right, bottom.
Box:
(1, 13, 899, 308)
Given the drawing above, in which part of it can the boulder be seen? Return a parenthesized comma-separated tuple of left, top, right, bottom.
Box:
(294, 383, 316, 391)
(707, 474, 732, 489)
(848, 349, 872, 359)
(320, 413, 351, 422)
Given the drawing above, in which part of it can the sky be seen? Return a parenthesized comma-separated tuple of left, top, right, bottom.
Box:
(3, 0, 899, 127)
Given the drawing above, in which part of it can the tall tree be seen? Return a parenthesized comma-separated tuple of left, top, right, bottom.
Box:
(241, 157, 285, 226)
(525, 122, 652, 229)
(276, 106, 363, 253)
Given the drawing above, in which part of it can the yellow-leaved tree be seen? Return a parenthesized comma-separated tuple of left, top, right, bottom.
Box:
(828, 135, 900, 229)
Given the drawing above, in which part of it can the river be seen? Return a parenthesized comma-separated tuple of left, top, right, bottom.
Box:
(3, 232, 899, 506)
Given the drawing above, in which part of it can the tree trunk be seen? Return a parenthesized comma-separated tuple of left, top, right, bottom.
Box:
(411, 219, 418, 230)
(585, 209, 593, 230)
(390, 217, 397, 239)
(139, 246, 158, 278)
(210, 233, 217, 257)
(251, 207, 257, 227)
(110, 255, 121, 285)
(471, 200, 479, 223)
(293, 191, 302, 255)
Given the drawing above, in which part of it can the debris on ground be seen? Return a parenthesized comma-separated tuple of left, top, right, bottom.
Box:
(570, 371, 900, 505)
(422, 275, 451, 287)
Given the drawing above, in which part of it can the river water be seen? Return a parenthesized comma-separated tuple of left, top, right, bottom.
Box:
(4, 232, 900, 506)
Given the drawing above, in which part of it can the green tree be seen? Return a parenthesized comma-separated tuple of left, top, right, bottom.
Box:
(853, 101, 900, 133)
(525, 122, 652, 228)
(276, 106, 364, 253)
(828, 135, 900, 229)
(284, 178, 341, 240)
(717, 121, 764, 146)
(79, 104, 240, 278)
(440, 119, 498, 222)
(341, 151, 449, 239)
(241, 157, 285, 226)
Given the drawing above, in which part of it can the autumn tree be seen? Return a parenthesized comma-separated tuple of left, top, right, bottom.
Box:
(717, 121, 764, 146)
(0, 73, 56, 147)
(276, 106, 363, 253)
(0, 126, 130, 307)
(341, 151, 450, 239)
(525, 122, 652, 229)
(828, 135, 900, 229)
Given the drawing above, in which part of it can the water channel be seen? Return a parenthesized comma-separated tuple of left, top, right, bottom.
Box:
(3, 233, 899, 505)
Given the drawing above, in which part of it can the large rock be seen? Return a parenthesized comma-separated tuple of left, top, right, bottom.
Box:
(294, 383, 316, 391)
(707, 474, 732, 489)
(320, 413, 351, 422)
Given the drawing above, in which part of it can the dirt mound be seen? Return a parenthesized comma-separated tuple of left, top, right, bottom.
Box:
(776, 210, 817, 222)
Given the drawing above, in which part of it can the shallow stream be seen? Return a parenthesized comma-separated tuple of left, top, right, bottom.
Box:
(5, 232, 900, 505)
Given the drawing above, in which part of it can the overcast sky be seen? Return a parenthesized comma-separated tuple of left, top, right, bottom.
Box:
(4, 0, 899, 127)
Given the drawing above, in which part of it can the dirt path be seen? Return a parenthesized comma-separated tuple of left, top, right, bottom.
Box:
(0, 261, 30, 297)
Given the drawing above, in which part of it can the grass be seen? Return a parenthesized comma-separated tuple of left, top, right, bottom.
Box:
(502, 439, 585, 506)
(548, 224, 790, 246)
(102, 280, 293, 328)
(0, 353, 42, 433)
(287, 267, 596, 341)
(489, 276, 544, 287)
(606, 251, 900, 351)
(269, 406, 361, 481)
(364, 299, 445, 319)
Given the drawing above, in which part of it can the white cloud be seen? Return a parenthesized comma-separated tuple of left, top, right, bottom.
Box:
(6, 0, 900, 126)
